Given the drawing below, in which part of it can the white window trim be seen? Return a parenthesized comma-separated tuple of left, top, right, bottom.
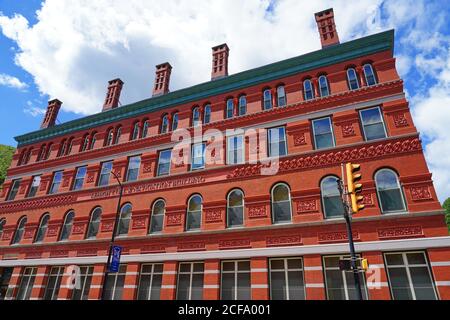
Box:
(137, 263, 163, 300)
(268, 257, 305, 300)
(176, 262, 204, 300)
(190, 142, 206, 171)
(270, 183, 293, 224)
(359, 106, 388, 141)
(311, 117, 336, 150)
(220, 260, 251, 300)
(346, 68, 359, 90)
(226, 189, 245, 228)
(267, 126, 288, 158)
(303, 79, 314, 100)
(375, 168, 407, 214)
(363, 64, 377, 86)
(318, 75, 329, 97)
(226, 135, 245, 165)
(157, 149, 172, 176)
(149, 199, 166, 234)
(186, 194, 202, 231)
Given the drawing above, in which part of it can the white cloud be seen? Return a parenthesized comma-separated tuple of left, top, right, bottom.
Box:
(0, 73, 27, 90)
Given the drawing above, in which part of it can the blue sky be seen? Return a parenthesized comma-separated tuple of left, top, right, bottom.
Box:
(0, 0, 449, 201)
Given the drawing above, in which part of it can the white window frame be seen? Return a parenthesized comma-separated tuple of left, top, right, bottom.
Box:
(267, 126, 288, 158)
(59, 211, 74, 241)
(142, 120, 149, 138)
(226, 189, 244, 228)
(384, 251, 438, 300)
(359, 106, 387, 141)
(34, 213, 50, 243)
(375, 168, 407, 214)
(203, 106, 211, 124)
(226, 99, 234, 119)
(226, 135, 244, 165)
(263, 89, 272, 110)
(191, 142, 206, 171)
(186, 194, 202, 231)
(220, 260, 251, 300)
(268, 257, 306, 300)
(277, 86, 286, 107)
(149, 199, 165, 234)
(11, 216, 27, 245)
(104, 264, 126, 300)
(311, 117, 336, 150)
(320, 176, 345, 220)
(98, 161, 113, 186)
(347, 68, 359, 90)
(16, 267, 37, 300)
(271, 183, 293, 224)
(117, 203, 132, 236)
(7, 179, 21, 201)
(238, 96, 247, 115)
(86, 207, 102, 239)
(176, 262, 204, 300)
(318, 75, 330, 97)
(27, 175, 41, 198)
(322, 255, 368, 300)
(125, 155, 141, 182)
(363, 63, 377, 86)
(71, 265, 94, 300)
(72, 166, 87, 191)
(192, 108, 200, 127)
(137, 263, 164, 300)
(161, 115, 169, 133)
(157, 149, 172, 176)
(43, 266, 65, 300)
(303, 79, 314, 100)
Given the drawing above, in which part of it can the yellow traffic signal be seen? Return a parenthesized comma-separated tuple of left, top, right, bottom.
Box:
(345, 162, 365, 213)
(360, 258, 369, 271)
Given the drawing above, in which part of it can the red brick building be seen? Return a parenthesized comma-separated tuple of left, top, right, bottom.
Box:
(0, 8, 449, 300)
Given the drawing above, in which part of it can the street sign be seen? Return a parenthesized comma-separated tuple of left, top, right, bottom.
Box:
(109, 245, 122, 273)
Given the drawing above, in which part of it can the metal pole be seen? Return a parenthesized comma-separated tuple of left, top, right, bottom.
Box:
(338, 164, 363, 301)
(100, 171, 123, 300)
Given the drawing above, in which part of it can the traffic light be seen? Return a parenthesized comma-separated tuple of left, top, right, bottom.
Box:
(360, 258, 369, 271)
(345, 162, 365, 213)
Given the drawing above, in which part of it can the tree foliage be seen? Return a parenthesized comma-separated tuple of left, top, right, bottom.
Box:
(444, 197, 450, 233)
(0, 144, 15, 188)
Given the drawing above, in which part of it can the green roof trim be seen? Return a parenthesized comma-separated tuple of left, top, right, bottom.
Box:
(15, 29, 394, 147)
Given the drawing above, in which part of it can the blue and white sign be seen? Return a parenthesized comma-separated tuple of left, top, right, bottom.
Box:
(109, 245, 122, 273)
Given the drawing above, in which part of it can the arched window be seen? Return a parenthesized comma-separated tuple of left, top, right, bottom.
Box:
(105, 129, 114, 146)
(81, 134, 89, 152)
(363, 64, 377, 86)
(57, 140, 66, 157)
(11, 216, 27, 245)
(150, 199, 165, 234)
(117, 203, 132, 236)
(37, 145, 45, 162)
(192, 107, 200, 127)
(172, 113, 179, 130)
(186, 195, 202, 231)
(142, 120, 149, 138)
(238, 96, 246, 116)
(271, 183, 292, 223)
(347, 68, 359, 90)
(25, 148, 33, 164)
(0, 218, 6, 239)
(263, 89, 272, 110)
(60, 211, 74, 241)
(303, 79, 314, 100)
(227, 189, 244, 228)
(277, 86, 286, 107)
(226, 99, 234, 118)
(89, 133, 97, 150)
(86, 207, 102, 239)
(204, 105, 211, 124)
(114, 126, 122, 145)
(131, 122, 140, 140)
(18, 149, 26, 165)
(66, 137, 74, 155)
(321, 176, 345, 218)
(161, 115, 169, 133)
(34, 213, 50, 243)
(375, 169, 406, 214)
(318, 75, 329, 97)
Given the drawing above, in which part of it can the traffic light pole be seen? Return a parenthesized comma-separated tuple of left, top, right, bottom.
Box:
(337, 165, 363, 301)
(100, 171, 123, 300)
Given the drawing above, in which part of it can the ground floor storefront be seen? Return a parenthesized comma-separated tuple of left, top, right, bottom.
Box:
(1, 237, 450, 300)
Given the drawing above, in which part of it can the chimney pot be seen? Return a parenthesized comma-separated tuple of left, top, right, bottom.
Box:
(102, 78, 124, 111)
(41, 99, 62, 129)
(314, 8, 340, 48)
(152, 62, 172, 97)
(211, 43, 229, 80)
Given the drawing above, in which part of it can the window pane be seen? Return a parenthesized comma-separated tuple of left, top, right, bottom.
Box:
(313, 118, 334, 149)
(387, 268, 413, 300)
(406, 253, 427, 265)
(410, 267, 436, 300)
(379, 190, 405, 212)
(227, 207, 243, 227)
(288, 270, 305, 300)
(273, 201, 291, 222)
(236, 273, 251, 300)
(187, 211, 201, 230)
(157, 150, 172, 176)
(150, 215, 164, 233)
(221, 272, 234, 300)
(177, 274, 190, 300)
(325, 269, 346, 300)
(323, 196, 344, 218)
(270, 271, 286, 300)
(126, 156, 141, 181)
(191, 273, 204, 299)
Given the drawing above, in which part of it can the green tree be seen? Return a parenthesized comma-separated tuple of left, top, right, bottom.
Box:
(0, 144, 15, 188)
(444, 198, 450, 233)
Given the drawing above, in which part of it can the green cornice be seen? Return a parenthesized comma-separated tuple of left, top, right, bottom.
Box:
(15, 29, 394, 147)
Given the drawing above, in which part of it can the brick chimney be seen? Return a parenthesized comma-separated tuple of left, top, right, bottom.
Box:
(211, 44, 229, 80)
(41, 99, 62, 129)
(102, 78, 124, 111)
(314, 8, 340, 48)
(152, 62, 172, 97)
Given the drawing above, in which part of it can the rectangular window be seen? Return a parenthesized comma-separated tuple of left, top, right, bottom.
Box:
(227, 135, 244, 165)
(221, 260, 251, 300)
(16, 267, 37, 300)
(312, 117, 335, 149)
(177, 262, 204, 300)
(269, 258, 305, 300)
(6, 179, 21, 201)
(27, 176, 41, 198)
(98, 161, 113, 187)
(384, 251, 437, 300)
(72, 166, 87, 191)
(43, 266, 64, 300)
(103, 264, 126, 300)
(137, 263, 163, 300)
(323, 255, 368, 300)
(126, 155, 141, 182)
(71, 266, 94, 300)
(191, 143, 206, 171)
(48, 171, 63, 195)
(359, 107, 387, 141)
(0, 267, 13, 300)
(267, 127, 287, 157)
(157, 149, 172, 176)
